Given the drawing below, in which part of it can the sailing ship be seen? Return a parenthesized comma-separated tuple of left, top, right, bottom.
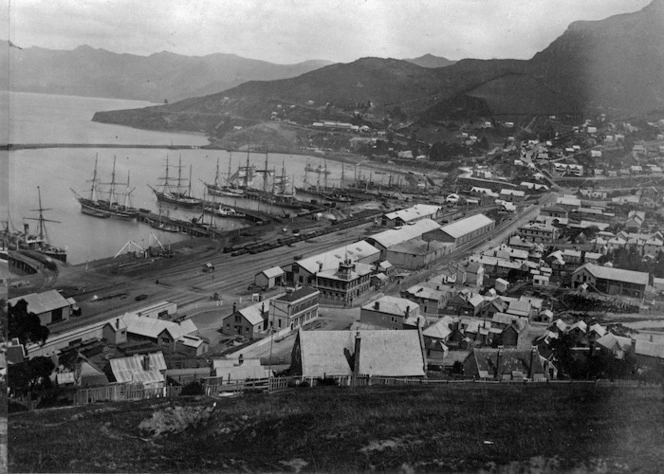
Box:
(149, 155, 201, 208)
(22, 186, 68, 262)
(71, 155, 139, 220)
(203, 154, 245, 197)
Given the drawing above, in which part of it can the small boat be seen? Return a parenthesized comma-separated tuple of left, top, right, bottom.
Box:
(216, 206, 246, 218)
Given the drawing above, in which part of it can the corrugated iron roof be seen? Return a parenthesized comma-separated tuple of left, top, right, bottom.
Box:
(574, 263, 649, 286)
(296, 240, 380, 275)
(368, 219, 441, 249)
(122, 314, 198, 340)
(110, 352, 166, 385)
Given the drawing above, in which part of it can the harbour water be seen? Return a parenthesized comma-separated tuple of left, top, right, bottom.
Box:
(5, 91, 387, 264)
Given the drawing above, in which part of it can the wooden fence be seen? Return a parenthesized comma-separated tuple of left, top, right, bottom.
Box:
(74, 384, 183, 405)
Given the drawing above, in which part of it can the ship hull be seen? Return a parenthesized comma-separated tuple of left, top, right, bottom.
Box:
(79, 198, 139, 220)
(152, 190, 201, 208)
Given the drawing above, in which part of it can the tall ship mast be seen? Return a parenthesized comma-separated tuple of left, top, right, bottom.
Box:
(203, 153, 245, 197)
(23, 186, 68, 262)
(70, 154, 139, 220)
(149, 154, 201, 208)
(228, 148, 257, 189)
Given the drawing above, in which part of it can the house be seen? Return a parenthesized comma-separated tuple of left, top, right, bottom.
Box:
(495, 278, 509, 293)
(541, 205, 569, 219)
(455, 261, 485, 288)
(571, 264, 649, 298)
(444, 290, 485, 316)
(176, 335, 209, 357)
(595, 333, 632, 359)
(401, 285, 447, 316)
(360, 296, 421, 330)
(102, 318, 128, 345)
(624, 210, 646, 232)
(222, 301, 268, 339)
(122, 313, 198, 351)
(518, 222, 559, 244)
(631, 339, 664, 365)
(315, 258, 373, 306)
(269, 287, 320, 332)
(109, 352, 167, 389)
(254, 267, 285, 290)
(463, 347, 553, 381)
(8, 290, 74, 325)
(290, 329, 427, 378)
(422, 316, 456, 360)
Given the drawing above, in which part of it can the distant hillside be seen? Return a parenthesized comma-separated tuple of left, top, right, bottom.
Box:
(0, 44, 333, 102)
(93, 0, 664, 134)
(404, 54, 457, 68)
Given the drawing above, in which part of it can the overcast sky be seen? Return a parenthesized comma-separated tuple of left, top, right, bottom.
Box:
(5, 0, 653, 64)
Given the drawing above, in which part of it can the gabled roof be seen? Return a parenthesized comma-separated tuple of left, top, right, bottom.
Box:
(8, 290, 70, 315)
(235, 302, 268, 326)
(468, 347, 546, 378)
(573, 263, 649, 286)
(588, 323, 606, 337)
(423, 316, 457, 340)
(440, 214, 494, 239)
(122, 314, 198, 340)
(362, 295, 419, 317)
(368, 219, 441, 249)
(384, 204, 441, 222)
(595, 333, 632, 353)
(295, 329, 426, 377)
(110, 352, 167, 385)
(259, 266, 285, 279)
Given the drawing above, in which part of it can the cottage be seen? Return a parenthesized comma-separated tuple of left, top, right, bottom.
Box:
(463, 347, 553, 381)
(122, 314, 198, 352)
(360, 296, 421, 330)
(402, 285, 448, 316)
(290, 329, 427, 379)
(222, 301, 268, 338)
(455, 261, 485, 288)
(109, 352, 167, 389)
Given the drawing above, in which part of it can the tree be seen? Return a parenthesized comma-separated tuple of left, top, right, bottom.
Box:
(8, 356, 55, 396)
(8, 299, 50, 345)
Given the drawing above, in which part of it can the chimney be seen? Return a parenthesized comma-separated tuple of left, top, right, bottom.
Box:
(142, 354, 150, 371)
(405, 306, 410, 320)
(353, 333, 361, 376)
(238, 353, 244, 366)
(233, 302, 237, 313)
(495, 346, 503, 380)
(374, 301, 380, 310)
(528, 346, 537, 379)
(116, 318, 120, 330)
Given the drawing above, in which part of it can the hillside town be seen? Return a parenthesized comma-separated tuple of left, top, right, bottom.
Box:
(5, 112, 664, 409)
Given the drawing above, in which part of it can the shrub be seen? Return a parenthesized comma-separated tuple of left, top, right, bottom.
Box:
(180, 381, 204, 396)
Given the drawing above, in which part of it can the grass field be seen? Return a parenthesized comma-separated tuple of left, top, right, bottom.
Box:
(8, 383, 664, 473)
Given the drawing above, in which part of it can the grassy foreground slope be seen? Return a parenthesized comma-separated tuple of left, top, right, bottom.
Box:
(9, 384, 664, 473)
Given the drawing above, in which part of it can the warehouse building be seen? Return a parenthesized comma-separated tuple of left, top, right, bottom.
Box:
(571, 264, 649, 298)
(385, 239, 454, 270)
(423, 214, 495, 247)
(8, 290, 75, 326)
(365, 218, 441, 259)
(381, 204, 442, 228)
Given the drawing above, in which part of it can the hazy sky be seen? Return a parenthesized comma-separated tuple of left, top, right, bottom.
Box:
(5, 0, 653, 63)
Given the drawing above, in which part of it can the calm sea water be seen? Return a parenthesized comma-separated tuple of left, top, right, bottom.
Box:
(5, 92, 385, 264)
